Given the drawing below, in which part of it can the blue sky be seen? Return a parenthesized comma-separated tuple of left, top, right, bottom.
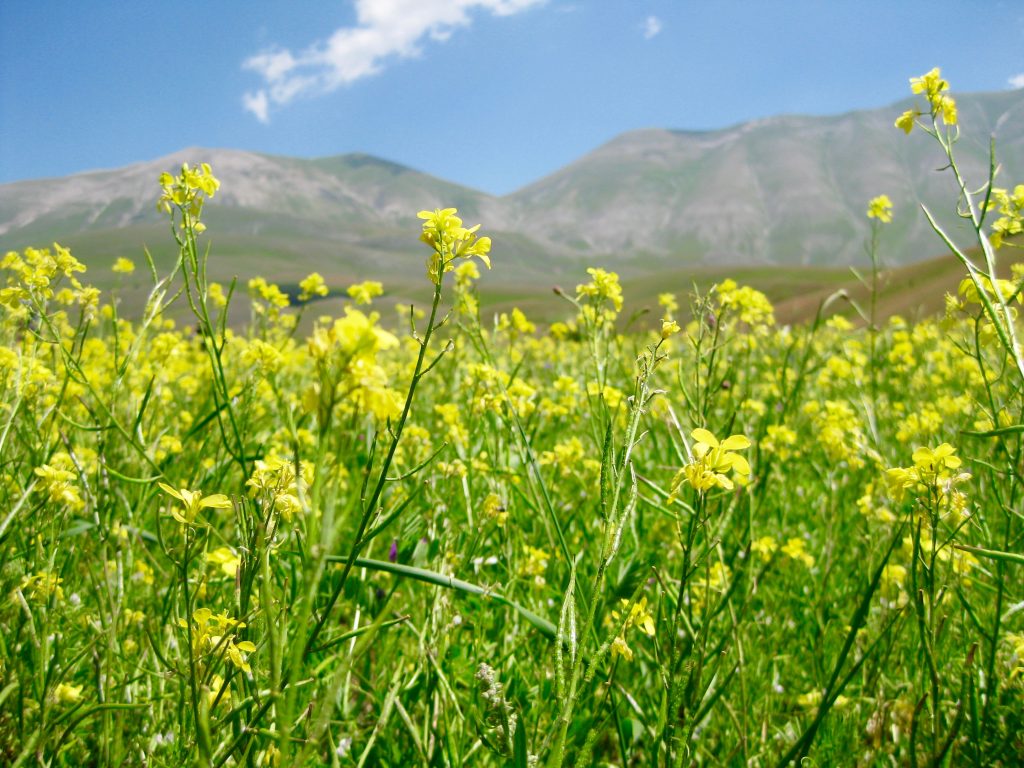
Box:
(2, 1, 1023, 195)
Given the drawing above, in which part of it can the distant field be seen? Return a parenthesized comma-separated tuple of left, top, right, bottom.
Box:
(56, 224, 1003, 332)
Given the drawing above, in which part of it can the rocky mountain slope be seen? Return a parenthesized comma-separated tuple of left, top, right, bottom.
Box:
(1, 89, 1021, 286)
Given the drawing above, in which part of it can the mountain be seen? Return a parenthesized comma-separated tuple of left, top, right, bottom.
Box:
(504, 89, 1024, 266)
(1, 89, 1022, 292)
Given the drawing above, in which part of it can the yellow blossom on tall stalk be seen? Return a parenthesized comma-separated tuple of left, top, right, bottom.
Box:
(158, 482, 233, 526)
(670, 428, 751, 497)
(885, 443, 970, 517)
(867, 195, 893, 223)
(781, 537, 815, 569)
(417, 207, 491, 285)
(661, 319, 680, 339)
(178, 608, 256, 673)
(986, 185, 1024, 248)
(608, 596, 656, 662)
(21, 572, 65, 603)
(895, 67, 957, 133)
(298, 272, 329, 302)
(157, 162, 220, 227)
(207, 547, 241, 577)
(33, 462, 84, 509)
(658, 292, 678, 317)
(576, 267, 624, 312)
(713, 279, 775, 329)
(111, 257, 135, 274)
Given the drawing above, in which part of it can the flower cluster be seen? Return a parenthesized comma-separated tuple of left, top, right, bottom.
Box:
(178, 608, 256, 674)
(713, 279, 775, 329)
(895, 67, 957, 133)
(418, 208, 491, 285)
(157, 162, 221, 230)
(885, 443, 970, 519)
(608, 596, 656, 661)
(247, 453, 314, 523)
(987, 185, 1024, 249)
(0, 244, 88, 310)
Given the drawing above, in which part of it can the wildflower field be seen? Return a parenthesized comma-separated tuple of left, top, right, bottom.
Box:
(2, 70, 1023, 767)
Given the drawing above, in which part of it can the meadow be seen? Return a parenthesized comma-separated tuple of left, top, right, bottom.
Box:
(1, 69, 1022, 767)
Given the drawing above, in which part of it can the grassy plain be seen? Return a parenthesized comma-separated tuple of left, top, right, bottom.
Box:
(1, 71, 1023, 767)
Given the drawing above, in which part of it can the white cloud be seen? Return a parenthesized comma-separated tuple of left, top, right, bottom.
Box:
(1009, 72, 1024, 89)
(642, 15, 662, 40)
(242, 90, 270, 123)
(242, 0, 545, 121)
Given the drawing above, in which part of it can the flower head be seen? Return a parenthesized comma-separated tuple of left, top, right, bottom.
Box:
(298, 272, 329, 302)
(670, 428, 751, 497)
(417, 208, 491, 284)
(347, 280, 383, 306)
(661, 319, 681, 339)
(159, 482, 232, 526)
(112, 257, 135, 274)
(53, 683, 83, 705)
(867, 195, 893, 223)
(898, 67, 957, 132)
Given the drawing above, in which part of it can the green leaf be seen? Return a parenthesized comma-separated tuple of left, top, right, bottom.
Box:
(513, 710, 528, 768)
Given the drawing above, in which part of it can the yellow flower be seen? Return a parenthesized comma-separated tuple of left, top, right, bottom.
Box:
(21, 571, 65, 603)
(661, 319, 681, 339)
(671, 428, 751, 496)
(910, 67, 948, 99)
(751, 536, 777, 562)
(867, 195, 893, 223)
(417, 208, 491, 284)
(906, 67, 957, 126)
(158, 482, 233, 525)
(520, 545, 550, 586)
(204, 674, 230, 710)
(207, 547, 241, 577)
(912, 442, 961, 474)
(33, 463, 84, 509)
(781, 537, 815, 569)
(895, 109, 919, 134)
(111, 257, 135, 274)
(158, 162, 220, 216)
(714, 279, 775, 328)
(53, 683, 83, 704)
(611, 596, 656, 637)
(937, 94, 957, 125)
(576, 267, 624, 312)
(226, 638, 258, 673)
(298, 272, 329, 301)
(347, 280, 383, 306)
(610, 635, 634, 661)
(658, 292, 678, 315)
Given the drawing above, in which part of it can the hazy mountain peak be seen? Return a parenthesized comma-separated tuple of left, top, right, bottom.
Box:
(2, 89, 1022, 276)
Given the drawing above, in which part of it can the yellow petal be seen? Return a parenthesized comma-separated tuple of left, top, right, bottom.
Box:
(199, 494, 233, 510)
(720, 434, 751, 451)
(729, 454, 751, 477)
(158, 482, 183, 501)
(691, 428, 719, 448)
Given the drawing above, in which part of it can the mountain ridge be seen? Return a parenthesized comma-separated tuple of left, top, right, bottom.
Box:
(2, 89, 1022, 285)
